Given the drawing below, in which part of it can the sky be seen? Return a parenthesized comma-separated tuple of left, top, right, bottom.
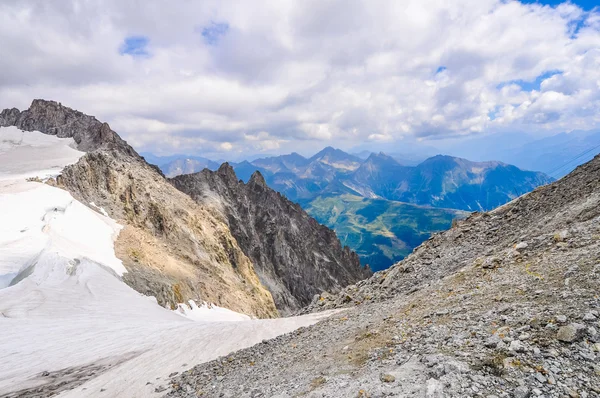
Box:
(0, 0, 599, 160)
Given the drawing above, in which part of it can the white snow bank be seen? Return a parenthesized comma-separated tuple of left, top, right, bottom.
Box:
(0, 126, 124, 287)
(0, 182, 126, 289)
(0, 126, 83, 182)
(174, 300, 252, 322)
(90, 202, 109, 217)
(0, 126, 339, 397)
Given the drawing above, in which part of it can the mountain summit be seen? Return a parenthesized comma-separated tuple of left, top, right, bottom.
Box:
(0, 99, 137, 156)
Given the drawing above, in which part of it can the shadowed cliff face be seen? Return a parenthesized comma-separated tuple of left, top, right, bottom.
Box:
(171, 164, 372, 315)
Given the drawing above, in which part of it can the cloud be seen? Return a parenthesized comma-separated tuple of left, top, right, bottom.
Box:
(0, 0, 599, 159)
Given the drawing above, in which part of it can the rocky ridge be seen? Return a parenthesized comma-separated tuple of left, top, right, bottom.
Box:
(165, 155, 600, 396)
(58, 149, 278, 318)
(1, 99, 368, 319)
(171, 165, 371, 314)
(0, 99, 137, 156)
(1, 100, 278, 317)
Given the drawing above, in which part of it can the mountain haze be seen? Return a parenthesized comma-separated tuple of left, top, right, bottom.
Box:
(151, 147, 552, 271)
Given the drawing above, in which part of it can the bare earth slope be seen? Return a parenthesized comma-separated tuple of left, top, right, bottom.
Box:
(172, 165, 370, 315)
(165, 155, 600, 397)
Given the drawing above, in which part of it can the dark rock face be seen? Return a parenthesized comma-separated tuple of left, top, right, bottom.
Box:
(0, 99, 138, 156)
(171, 164, 371, 315)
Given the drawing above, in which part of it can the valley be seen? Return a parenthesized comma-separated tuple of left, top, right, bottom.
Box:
(303, 194, 466, 271)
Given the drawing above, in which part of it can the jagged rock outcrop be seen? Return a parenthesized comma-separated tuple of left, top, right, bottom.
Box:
(171, 164, 371, 315)
(59, 150, 277, 318)
(166, 155, 600, 397)
(0, 99, 137, 156)
(2, 100, 277, 318)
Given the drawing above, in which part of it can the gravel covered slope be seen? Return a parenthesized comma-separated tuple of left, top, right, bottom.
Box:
(164, 155, 600, 397)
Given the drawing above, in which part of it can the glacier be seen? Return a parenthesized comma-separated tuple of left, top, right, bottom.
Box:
(0, 126, 334, 397)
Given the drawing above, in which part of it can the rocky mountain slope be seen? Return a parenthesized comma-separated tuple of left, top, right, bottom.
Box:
(1, 99, 367, 319)
(0, 99, 136, 156)
(171, 166, 371, 315)
(58, 149, 277, 318)
(165, 154, 600, 397)
(8, 100, 277, 318)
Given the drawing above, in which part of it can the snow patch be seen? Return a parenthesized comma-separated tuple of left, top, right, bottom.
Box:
(0, 126, 83, 182)
(342, 181, 379, 198)
(89, 202, 109, 217)
(174, 300, 252, 322)
(0, 182, 126, 288)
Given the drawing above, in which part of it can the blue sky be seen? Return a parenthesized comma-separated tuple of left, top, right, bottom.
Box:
(520, 0, 597, 10)
(0, 0, 599, 159)
(496, 70, 562, 91)
(119, 36, 150, 56)
(200, 22, 229, 45)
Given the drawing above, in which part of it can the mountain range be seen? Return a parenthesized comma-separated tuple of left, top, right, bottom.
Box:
(445, 129, 600, 178)
(169, 140, 600, 398)
(152, 146, 552, 212)
(148, 147, 552, 271)
(2, 99, 599, 397)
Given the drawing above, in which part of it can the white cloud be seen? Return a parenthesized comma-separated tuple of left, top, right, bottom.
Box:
(0, 0, 599, 158)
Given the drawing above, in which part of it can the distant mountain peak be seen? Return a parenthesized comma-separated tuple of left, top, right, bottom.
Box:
(308, 147, 362, 172)
(216, 162, 238, 183)
(366, 151, 395, 162)
(310, 146, 348, 160)
(248, 170, 267, 188)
